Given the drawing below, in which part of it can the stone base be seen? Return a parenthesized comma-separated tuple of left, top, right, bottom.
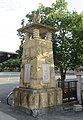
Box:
(15, 105, 63, 117)
(13, 87, 62, 113)
(73, 104, 82, 111)
(14, 101, 80, 117)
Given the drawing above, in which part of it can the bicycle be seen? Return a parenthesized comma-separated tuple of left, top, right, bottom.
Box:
(6, 91, 14, 106)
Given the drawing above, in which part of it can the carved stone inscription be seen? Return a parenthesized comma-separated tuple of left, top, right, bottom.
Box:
(42, 64, 50, 83)
(24, 64, 30, 83)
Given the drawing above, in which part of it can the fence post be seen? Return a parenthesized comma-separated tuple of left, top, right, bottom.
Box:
(68, 82, 70, 102)
(76, 72, 82, 104)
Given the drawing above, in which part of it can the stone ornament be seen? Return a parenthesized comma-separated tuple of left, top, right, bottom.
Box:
(32, 11, 41, 23)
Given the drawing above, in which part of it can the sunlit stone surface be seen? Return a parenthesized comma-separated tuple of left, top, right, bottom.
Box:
(14, 23, 62, 111)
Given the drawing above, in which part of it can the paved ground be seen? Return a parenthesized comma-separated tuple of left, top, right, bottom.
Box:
(0, 102, 83, 120)
(0, 111, 17, 120)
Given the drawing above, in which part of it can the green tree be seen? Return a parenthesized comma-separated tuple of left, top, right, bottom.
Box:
(70, 12, 83, 69)
(16, 31, 24, 63)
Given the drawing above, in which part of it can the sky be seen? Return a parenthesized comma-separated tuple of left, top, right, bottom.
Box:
(0, 0, 83, 53)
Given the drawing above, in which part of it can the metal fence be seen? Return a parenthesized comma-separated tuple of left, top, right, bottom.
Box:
(58, 81, 77, 103)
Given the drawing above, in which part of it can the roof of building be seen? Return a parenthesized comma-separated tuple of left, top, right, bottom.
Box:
(0, 51, 17, 63)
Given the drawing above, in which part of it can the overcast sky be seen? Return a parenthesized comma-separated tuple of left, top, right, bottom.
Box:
(0, 0, 83, 53)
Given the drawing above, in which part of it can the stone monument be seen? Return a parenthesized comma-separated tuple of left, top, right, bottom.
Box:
(13, 14, 62, 115)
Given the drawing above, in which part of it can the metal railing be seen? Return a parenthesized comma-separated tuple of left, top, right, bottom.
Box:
(58, 81, 78, 102)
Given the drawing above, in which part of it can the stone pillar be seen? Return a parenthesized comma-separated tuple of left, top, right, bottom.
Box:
(15, 23, 60, 113)
(33, 29, 39, 39)
(57, 88, 63, 105)
(24, 32, 29, 42)
(76, 73, 82, 104)
(46, 32, 52, 41)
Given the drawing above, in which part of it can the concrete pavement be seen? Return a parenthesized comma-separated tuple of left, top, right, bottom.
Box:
(0, 111, 17, 120)
(0, 102, 34, 120)
(0, 102, 83, 120)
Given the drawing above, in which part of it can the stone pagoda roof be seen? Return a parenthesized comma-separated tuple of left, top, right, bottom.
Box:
(17, 23, 57, 33)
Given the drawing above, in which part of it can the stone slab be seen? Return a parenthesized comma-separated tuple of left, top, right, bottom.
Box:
(73, 104, 82, 111)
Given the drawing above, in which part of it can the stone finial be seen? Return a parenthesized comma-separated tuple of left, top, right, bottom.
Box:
(32, 11, 41, 23)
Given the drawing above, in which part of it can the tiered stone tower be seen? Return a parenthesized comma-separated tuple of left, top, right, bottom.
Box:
(14, 22, 62, 114)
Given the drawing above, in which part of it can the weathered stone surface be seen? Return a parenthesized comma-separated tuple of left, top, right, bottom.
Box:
(30, 47, 36, 57)
(46, 32, 52, 41)
(40, 92, 48, 108)
(21, 93, 28, 108)
(24, 32, 29, 41)
(56, 88, 63, 105)
(30, 80, 39, 89)
(25, 48, 30, 58)
(54, 90, 57, 105)
(13, 89, 20, 107)
(48, 91, 55, 106)
(25, 40, 35, 48)
(33, 29, 39, 39)
(14, 23, 62, 110)
(29, 93, 39, 109)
